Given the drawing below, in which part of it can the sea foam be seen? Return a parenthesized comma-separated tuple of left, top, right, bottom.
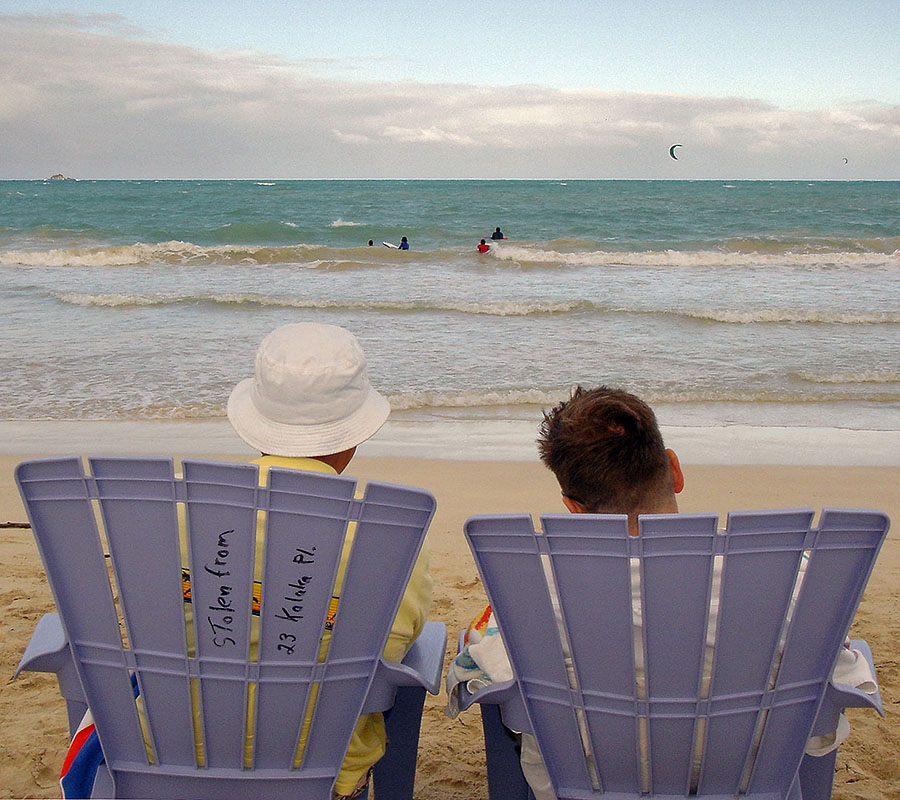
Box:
(330, 218, 364, 227)
(4, 238, 898, 270)
(50, 290, 900, 325)
(490, 244, 900, 269)
(51, 291, 595, 316)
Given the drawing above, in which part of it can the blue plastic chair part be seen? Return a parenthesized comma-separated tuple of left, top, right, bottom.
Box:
(460, 509, 888, 800)
(18, 614, 447, 799)
(15, 456, 446, 800)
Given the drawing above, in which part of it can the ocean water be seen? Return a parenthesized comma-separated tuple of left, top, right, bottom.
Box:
(1, 179, 898, 450)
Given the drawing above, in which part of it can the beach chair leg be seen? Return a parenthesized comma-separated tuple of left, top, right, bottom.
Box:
(480, 703, 535, 800)
(373, 686, 426, 800)
(89, 763, 113, 798)
(799, 750, 837, 799)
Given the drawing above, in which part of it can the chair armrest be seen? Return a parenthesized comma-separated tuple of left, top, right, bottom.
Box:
(14, 612, 70, 677)
(15, 612, 88, 737)
(363, 621, 447, 712)
(451, 627, 530, 733)
(810, 639, 883, 738)
(458, 678, 532, 734)
(394, 621, 448, 694)
(832, 640, 883, 714)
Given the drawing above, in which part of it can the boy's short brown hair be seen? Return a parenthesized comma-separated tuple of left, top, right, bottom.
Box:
(537, 386, 672, 515)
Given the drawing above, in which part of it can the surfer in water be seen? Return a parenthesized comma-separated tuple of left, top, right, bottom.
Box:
(491, 227, 505, 240)
(477, 239, 490, 254)
(399, 236, 410, 250)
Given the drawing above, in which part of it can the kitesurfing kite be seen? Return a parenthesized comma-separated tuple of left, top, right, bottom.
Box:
(669, 144, 683, 160)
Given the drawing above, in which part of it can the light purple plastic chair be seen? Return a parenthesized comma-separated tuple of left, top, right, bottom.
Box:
(15, 456, 446, 799)
(458, 509, 888, 800)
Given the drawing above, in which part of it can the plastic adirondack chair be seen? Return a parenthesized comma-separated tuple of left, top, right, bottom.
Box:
(15, 456, 447, 800)
(458, 509, 888, 800)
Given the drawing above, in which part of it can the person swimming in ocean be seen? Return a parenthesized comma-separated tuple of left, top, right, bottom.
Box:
(490, 227, 505, 240)
(399, 236, 410, 250)
(477, 239, 490, 254)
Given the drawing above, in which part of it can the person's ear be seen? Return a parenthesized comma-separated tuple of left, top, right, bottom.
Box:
(667, 449, 684, 494)
(562, 494, 586, 514)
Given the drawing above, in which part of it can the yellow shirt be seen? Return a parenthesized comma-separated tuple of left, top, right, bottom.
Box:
(179, 455, 433, 795)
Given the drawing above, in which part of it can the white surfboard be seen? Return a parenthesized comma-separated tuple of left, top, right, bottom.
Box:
(382, 241, 398, 249)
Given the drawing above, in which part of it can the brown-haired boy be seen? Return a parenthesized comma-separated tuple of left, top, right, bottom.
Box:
(538, 385, 684, 529)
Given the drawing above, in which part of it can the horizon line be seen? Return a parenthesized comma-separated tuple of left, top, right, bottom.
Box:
(3, 177, 897, 183)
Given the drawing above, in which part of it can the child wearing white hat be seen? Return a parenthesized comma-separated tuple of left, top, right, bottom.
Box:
(227, 322, 433, 798)
(227, 322, 391, 467)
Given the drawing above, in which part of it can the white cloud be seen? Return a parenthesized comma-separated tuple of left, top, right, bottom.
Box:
(1, 14, 897, 179)
(381, 126, 478, 146)
(332, 130, 371, 144)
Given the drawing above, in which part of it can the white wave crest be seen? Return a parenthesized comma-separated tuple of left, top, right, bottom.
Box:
(385, 388, 566, 411)
(490, 244, 900, 269)
(795, 371, 900, 385)
(1, 240, 327, 267)
(387, 385, 900, 412)
(5, 239, 898, 270)
(52, 291, 594, 316)
(49, 291, 900, 325)
(0, 241, 203, 267)
(54, 292, 167, 307)
(639, 387, 900, 405)
(330, 218, 363, 227)
(678, 309, 900, 325)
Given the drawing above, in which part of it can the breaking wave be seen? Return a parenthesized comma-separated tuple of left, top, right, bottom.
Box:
(0, 241, 391, 267)
(384, 388, 566, 411)
(52, 291, 595, 316)
(491, 243, 900, 269)
(676, 309, 900, 325)
(51, 290, 900, 325)
(793, 371, 900, 385)
(3, 238, 899, 270)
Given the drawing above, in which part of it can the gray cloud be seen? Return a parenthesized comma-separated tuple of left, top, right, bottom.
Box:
(1, 14, 897, 179)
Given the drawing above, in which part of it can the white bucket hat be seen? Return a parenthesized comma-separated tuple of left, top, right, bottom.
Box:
(227, 323, 390, 457)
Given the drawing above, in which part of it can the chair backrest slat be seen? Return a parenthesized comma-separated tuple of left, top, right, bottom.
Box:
(301, 481, 436, 773)
(465, 507, 889, 799)
(91, 457, 198, 766)
(746, 508, 888, 795)
(178, 459, 261, 768)
(254, 467, 356, 769)
(542, 513, 641, 793)
(695, 510, 814, 795)
(637, 514, 719, 794)
(17, 457, 149, 765)
(466, 514, 593, 792)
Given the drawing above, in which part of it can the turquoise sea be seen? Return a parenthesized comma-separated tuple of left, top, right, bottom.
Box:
(1, 179, 898, 459)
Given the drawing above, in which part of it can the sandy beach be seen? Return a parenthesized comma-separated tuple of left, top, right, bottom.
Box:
(3, 4, 899, 797)
(1, 452, 898, 799)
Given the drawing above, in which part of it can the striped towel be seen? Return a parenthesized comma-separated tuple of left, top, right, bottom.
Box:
(60, 674, 139, 799)
(445, 605, 512, 718)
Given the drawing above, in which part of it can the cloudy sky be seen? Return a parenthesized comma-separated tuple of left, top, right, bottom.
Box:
(2, 1, 899, 179)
